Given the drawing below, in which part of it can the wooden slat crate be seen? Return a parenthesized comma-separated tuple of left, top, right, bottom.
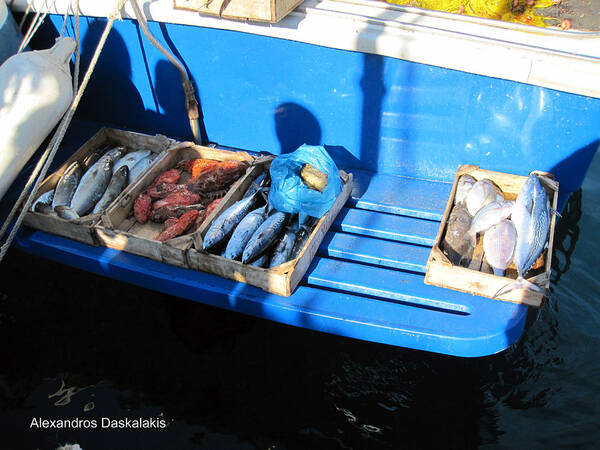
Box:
(95, 141, 261, 268)
(186, 170, 353, 296)
(173, 0, 304, 23)
(23, 128, 173, 246)
(424, 165, 559, 308)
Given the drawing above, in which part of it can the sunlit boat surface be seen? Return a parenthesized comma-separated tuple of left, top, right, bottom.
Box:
(3, 0, 600, 357)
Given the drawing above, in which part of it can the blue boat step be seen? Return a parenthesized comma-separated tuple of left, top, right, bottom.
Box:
(317, 231, 429, 273)
(348, 169, 452, 221)
(332, 207, 439, 247)
(6, 120, 529, 357)
(303, 257, 470, 315)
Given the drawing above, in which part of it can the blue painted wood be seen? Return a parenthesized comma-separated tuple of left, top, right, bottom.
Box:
(39, 14, 600, 206)
(14, 229, 528, 358)
(304, 257, 471, 314)
(318, 232, 429, 273)
(333, 208, 439, 246)
(349, 170, 451, 221)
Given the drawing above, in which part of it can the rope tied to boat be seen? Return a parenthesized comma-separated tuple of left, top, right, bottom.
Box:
(0, 0, 129, 263)
(129, 0, 202, 144)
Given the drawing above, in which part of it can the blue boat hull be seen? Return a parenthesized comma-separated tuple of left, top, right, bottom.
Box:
(39, 15, 600, 207)
(2, 12, 597, 357)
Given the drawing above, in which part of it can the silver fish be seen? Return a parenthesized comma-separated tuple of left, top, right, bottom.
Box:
(203, 192, 260, 250)
(70, 159, 113, 216)
(82, 152, 101, 172)
(34, 202, 58, 216)
(52, 161, 82, 208)
(113, 149, 151, 174)
(224, 205, 268, 260)
(31, 189, 55, 211)
(454, 174, 477, 205)
(103, 146, 126, 163)
(495, 174, 550, 296)
(128, 153, 156, 184)
(269, 222, 299, 267)
(243, 172, 268, 199)
(465, 179, 504, 216)
(92, 166, 129, 214)
(442, 203, 473, 266)
(250, 253, 270, 268)
(242, 211, 287, 264)
(466, 200, 514, 246)
(483, 219, 517, 276)
(54, 205, 80, 221)
(290, 219, 315, 260)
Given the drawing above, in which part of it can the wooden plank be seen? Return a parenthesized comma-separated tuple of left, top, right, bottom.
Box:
(317, 231, 430, 273)
(23, 128, 174, 246)
(98, 141, 260, 269)
(424, 165, 559, 308)
(173, 0, 303, 23)
(349, 169, 451, 221)
(186, 172, 353, 296)
(333, 207, 439, 246)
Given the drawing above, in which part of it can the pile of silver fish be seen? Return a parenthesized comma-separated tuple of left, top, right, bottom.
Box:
(32, 146, 157, 220)
(203, 172, 315, 268)
(444, 172, 555, 296)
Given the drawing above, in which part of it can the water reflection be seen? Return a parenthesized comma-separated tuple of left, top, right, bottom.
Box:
(0, 160, 598, 449)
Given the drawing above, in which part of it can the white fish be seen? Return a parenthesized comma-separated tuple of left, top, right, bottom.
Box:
(454, 174, 477, 205)
(466, 200, 514, 246)
(112, 149, 151, 174)
(495, 174, 551, 297)
(465, 179, 504, 216)
(128, 153, 157, 184)
(483, 219, 517, 276)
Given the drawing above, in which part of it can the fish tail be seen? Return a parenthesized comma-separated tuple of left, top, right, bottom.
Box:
(493, 276, 544, 298)
(492, 268, 505, 277)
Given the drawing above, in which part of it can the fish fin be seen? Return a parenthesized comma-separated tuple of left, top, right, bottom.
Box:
(494, 276, 544, 298)
(550, 207, 562, 218)
(526, 198, 534, 214)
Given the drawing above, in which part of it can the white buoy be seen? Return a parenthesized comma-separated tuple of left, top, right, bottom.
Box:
(0, 37, 75, 200)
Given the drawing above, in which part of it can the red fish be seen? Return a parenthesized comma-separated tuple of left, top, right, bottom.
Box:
(149, 204, 203, 223)
(147, 183, 189, 199)
(198, 197, 221, 227)
(133, 193, 152, 224)
(151, 168, 181, 186)
(157, 210, 199, 241)
(188, 160, 248, 192)
(164, 217, 179, 229)
(152, 190, 201, 211)
(176, 158, 220, 176)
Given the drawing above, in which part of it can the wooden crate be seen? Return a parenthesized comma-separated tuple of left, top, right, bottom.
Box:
(424, 165, 559, 308)
(95, 141, 261, 268)
(187, 171, 353, 297)
(23, 128, 173, 246)
(173, 0, 304, 23)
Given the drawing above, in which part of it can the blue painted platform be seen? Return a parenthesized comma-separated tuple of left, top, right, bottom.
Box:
(5, 121, 528, 358)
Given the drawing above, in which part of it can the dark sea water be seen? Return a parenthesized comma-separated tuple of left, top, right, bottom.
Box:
(1, 153, 599, 450)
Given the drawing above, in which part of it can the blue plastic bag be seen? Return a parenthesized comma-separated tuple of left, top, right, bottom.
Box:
(269, 144, 342, 221)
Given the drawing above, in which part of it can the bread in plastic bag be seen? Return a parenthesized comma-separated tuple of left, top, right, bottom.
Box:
(269, 144, 342, 220)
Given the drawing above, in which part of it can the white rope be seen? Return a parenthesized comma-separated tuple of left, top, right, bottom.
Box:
(0, 0, 129, 262)
(73, 0, 80, 93)
(18, 0, 35, 31)
(18, 0, 51, 53)
(59, 2, 70, 37)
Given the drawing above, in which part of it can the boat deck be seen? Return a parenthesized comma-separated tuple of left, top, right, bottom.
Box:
(6, 121, 528, 358)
